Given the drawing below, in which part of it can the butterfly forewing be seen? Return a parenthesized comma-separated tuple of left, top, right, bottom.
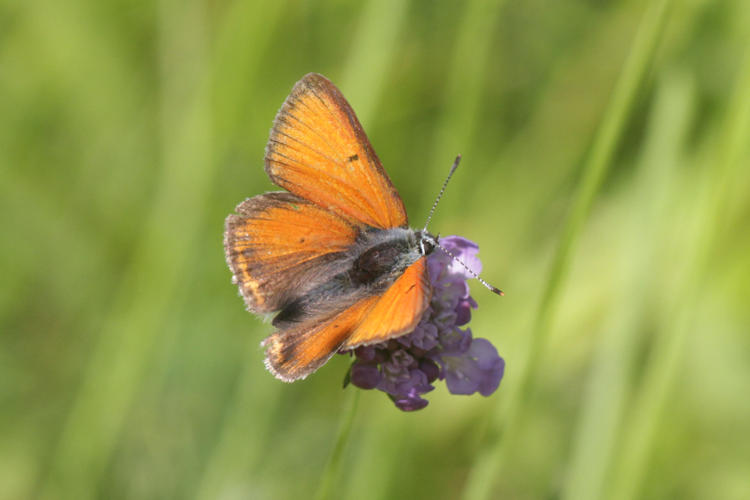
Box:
(224, 192, 359, 313)
(265, 73, 408, 229)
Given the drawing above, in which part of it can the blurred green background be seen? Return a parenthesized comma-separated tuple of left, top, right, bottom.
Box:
(2, 0, 750, 499)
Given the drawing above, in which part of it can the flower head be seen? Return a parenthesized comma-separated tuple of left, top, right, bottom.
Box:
(342, 236, 505, 411)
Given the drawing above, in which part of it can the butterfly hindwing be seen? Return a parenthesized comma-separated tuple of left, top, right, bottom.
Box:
(263, 295, 379, 382)
(265, 73, 408, 230)
(263, 258, 431, 381)
(342, 257, 431, 349)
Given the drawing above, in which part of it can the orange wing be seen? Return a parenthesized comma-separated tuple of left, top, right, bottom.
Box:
(265, 73, 407, 229)
(263, 258, 432, 381)
(224, 192, 358, 313)
(342, 257, 431, 349)
(263, 296, 379, 382)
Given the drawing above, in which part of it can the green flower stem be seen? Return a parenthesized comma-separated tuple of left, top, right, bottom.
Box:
(315, 391, 361, 500)
(461, 1, 673, 499)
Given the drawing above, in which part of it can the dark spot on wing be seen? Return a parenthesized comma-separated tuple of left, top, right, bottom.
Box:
(273, 299, 304, 327)
(347, 154, 359, 162)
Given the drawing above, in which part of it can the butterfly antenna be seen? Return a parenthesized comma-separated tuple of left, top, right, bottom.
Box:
(423, 155, 461, 232)
(433, 238, 504, 296)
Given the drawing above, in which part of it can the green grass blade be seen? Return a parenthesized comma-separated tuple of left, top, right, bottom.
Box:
(461, 2, 673, 499)
(427, 0, 507, 181)
(607, 48, 750, 500)
(314, 391, 360, 500)
(560, 68, 696, 500)
(340, 0, 410, 124)
(189, 4, 288, 497)
(38, 1, 214, 498)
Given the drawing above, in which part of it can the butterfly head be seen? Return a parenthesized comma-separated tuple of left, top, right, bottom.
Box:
(416, 231, 438, 257)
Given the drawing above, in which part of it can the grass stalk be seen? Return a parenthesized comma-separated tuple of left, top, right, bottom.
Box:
(560, 69, 695, 500)
(314, 391, 360, 500)
(428, 0, 506, 204)
(607, 49, 750, 500)
(38, 1, 214, 498)
(340, 0, 410, 123)
(461, 1, 673, 499)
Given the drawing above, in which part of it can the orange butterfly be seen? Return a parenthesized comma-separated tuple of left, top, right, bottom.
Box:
(225, 73, 450, 381)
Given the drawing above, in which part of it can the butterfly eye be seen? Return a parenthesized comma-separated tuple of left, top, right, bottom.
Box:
(418, 233, 436, 256)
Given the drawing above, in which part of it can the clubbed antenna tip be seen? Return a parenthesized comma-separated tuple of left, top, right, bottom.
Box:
(433, 239, 504, 297)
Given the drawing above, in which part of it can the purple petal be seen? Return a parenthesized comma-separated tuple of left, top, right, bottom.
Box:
(441, 357, 480, 395)
(354, 345, 376, 362)
(441, 338, 504, 396)
(389, 349, 415, 369)
(393, 390, 429, 411)
(470, 338, 505, 396)
(455, 296, 477, 326)
(394, 368, 432, 396)
(350, 362, 382, 390)
(440, 236, 482, 279)
(398, 321, 439, 351)
(438, 327, 472, 354)
(419, 358, 440, 383)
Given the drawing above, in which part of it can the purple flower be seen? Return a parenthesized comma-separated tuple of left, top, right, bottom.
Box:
(349, 362, 381, 389)
(440, 338, 505, 396)
(341, 236, 505, 411)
